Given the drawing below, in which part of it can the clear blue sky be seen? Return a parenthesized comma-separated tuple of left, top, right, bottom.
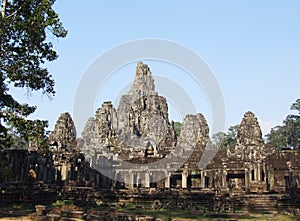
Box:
(12, 1, 300, 137)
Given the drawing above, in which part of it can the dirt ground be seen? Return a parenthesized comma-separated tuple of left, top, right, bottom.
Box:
(0, 209, 33, 221)
(0, 216, 32, 221)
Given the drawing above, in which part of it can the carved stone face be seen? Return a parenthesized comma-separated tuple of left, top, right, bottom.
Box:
(237, 111, 264, 146)
(48, 112, 77, 151)
(233, 111, 266, 161)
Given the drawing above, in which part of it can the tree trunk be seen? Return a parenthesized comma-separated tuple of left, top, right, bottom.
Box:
(0, 0, 7, 53)
(1, 0, 6, 18)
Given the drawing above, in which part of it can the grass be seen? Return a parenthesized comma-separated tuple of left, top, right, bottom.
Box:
(49, 199, 74, 207)
(0, 201, 299, 221)
(112, 202, 300, 221)
(0, 202, 35, 210)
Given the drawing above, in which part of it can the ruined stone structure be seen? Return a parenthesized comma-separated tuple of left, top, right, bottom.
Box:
(266, 149, 300, 193)
(1, 62, 300, 212)
(82, 62, 176, 162)
(80, 62, 210, 189)
(118, 62, 176, 150)
(204, 112, 277, 193)
(77, 63, 300, 197)
(48, 112, 77, 151)
(79, 63, 300, 196)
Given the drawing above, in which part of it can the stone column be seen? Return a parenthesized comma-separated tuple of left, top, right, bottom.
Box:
(262, 163, 266, 182)
(145, 172, 150, 188)
(55, 167, 60, 181)
(67, 164, 72, 183)
(114, 172, 119, 188)
(258, 163, 261, 182)
(61, 163, 67, 181)
(245, 169, 249, 191)
(137, 173, 140, 188)
(130, 171, 135, 189)
(165, 173, 170, 189)
(201, 171, 205, 188)
(222, 171, 227, 188)
(182, 170, 188, 189)
(269, 170, 275, 191)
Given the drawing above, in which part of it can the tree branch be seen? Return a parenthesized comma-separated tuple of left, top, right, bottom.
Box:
(5, 5, 22, 20)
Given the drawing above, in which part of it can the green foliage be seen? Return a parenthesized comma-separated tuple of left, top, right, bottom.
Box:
(174, 121, 182, 137)
(267, 126, 288, 151)
(0, 0, 67, 150)
(212, 131, 226, 147)
(212, 125, 239, 148)
(267, 99, 300, 150)
(0, 129, 27, 150)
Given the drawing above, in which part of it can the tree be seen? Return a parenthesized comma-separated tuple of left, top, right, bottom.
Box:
(212, 125, 239, 148)
(0, 0, 67, 149)
(212, 131, 226, 147)
(174, 121, 182, 137)
(267, 99, 300, 150)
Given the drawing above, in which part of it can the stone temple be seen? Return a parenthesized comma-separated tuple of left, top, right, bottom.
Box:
(82, 61, 176, 159)
(1, 62, 300, 213)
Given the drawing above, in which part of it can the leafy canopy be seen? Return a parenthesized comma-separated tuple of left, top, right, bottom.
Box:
(212, 125, 239, 148)
(267, 99, 300, 150)
(0, 0, 67, 150)
(174, 121, 182, 137)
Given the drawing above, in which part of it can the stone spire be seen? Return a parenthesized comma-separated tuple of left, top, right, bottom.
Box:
(117, 62, 176, 150)
(48, 112, 77, 150)
(229, 111, 266, 161)
(237, 111, 264, 146)
(96, 101, 118, 145)
(81, 62, 177, 158)
(177, 113, 210, 169)
(81, 117, 103, 164)
(177, 113, 209, 148)
(128, 62, 157, 96)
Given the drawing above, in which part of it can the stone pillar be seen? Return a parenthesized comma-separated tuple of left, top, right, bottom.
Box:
(114, 172, 119, 187)
(137, 173, 141, 188)
(165, 174, 170, 189)
(130, 172, 135, 189)
(262, 163, 266, 182)
(258, 163, 261, 182)
(55, 167, 60, 181)
(67, 164, 72, 183)
(182, 170, 188, 189)
(269, 170, 275, 191)
(61, 163, 67, 181)
(222, 172, 227, 188)
(201, 171, 205, 188)
(145, 172, 150, 188)
(245, 169, 249, 191)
